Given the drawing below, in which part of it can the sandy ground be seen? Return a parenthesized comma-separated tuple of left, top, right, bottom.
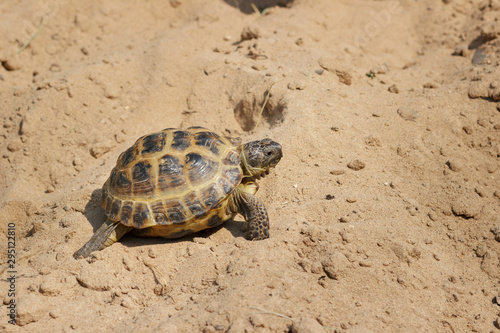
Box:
(1, 0, 500, 331)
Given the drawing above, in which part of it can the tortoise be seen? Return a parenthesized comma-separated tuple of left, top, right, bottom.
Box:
(73, 126, 282, 258)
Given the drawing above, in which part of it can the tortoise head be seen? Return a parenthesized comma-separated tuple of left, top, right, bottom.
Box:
(240, 139, 282, 179)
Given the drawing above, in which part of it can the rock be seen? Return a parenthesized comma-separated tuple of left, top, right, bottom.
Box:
(0, 58, 21, 71)
(334, 69, 351, 85)
(7, 141, 22, 152)
(452, 45, 468, 56)
(90, 140, 114, 158)
(102, 80, 121, 99)
(39, 276, 61, 296)
(451, 197, 481, 219)
(251, 63, 268, 71)
(17, 294, 46, 326)
(169, 0, 182, 8)
(491, 226, 500, 236)
(121, 295, 136, 309)
(481, 22, 500, 41)
(241, 24, 262, 41)
(298, 258, 312, 272)
(388, 84, 399, 93)
(370, 63, 389, 74)
(347, 160, 365, 171)
(423, 82, 437, 89)
(228, 318, 252, 333)
(481, 251, 500, 278)
(446, 159, 462, 172)
(249, 314, 266, 328)
(468, 82, 488, 99)
(318, 57, 352, 85)
(365, 135, 381, 147)
(397, 107, 418, 121)
(291, 317, 327, 333)
(77, 261, 115, 291)
(321, 251, 348, 280)
(19, 111, 40, 137)
(288, 80, 307, 90)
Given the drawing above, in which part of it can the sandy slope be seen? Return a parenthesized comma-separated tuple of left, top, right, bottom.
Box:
(1, 0, 499, 331)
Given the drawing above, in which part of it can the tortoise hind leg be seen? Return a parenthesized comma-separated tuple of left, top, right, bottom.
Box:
(73, 219, 132, 259)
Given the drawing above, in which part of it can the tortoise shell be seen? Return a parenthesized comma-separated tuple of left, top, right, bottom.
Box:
(100, 127, 243, 237)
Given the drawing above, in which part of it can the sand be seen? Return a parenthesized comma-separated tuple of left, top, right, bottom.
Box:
(1, 0, 500, 331)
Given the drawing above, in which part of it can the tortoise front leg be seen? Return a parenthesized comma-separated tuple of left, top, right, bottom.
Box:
(235, 191, 270, 240)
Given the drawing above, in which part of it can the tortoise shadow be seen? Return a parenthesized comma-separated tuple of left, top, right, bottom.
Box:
(120, 219, 248, 248)
(83, 189, 107, 230)
(83, 190, 248, 248)
(222, 0, 294, 14)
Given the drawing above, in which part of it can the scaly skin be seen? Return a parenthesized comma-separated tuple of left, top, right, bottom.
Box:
(229, 181, 270, 240)
(73, 219, 132, 258)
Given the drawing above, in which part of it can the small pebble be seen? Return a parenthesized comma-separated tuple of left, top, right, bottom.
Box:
(397, 107, 418, 121)
(287, 80, 307, 90)
(347, 160, 365, 171)
(423, 82, 437, 89)
(339, 216, 349, 223)
(241, 24, 262, 41)
(446, 160, 462, 172)
(251, 63, 268, 71)
(7, 141, 22, 152)
(388, 84, 399, 93)
(452, 45, 468, 56)
(148, 248, 157, 258)
(291, 317, 326, 333)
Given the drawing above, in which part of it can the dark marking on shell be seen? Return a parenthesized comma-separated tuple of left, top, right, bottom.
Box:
(207, 214, 224, 227)
(183, 191, 206, 217)
(218, 177, 233, 195)
(108, 168, 118, 188)
(223, 150, 240, 166)
(109, 199, 121, 220)
(158, 154, 186, 191)
(120, 146, 137, 168)
(167, 207, 186, 224)
(132, 161, 155, 195)
(150, 199, 168, 225)
(155, 213, 167, 224)
(187, 126, 204, 130)
(115, 171, 132, 195)
(201, 184, 220, 210)
(223, 168, 242, 185)
(105, 195, 113, 215)
(164, 200, 187, 224)
(171, 130, 191, 151)
(133, 202, 149, 228)
(121, 202, 133, 225)
(101, 186, 109, 204)
(194, 131, 224, 155)
(141, 132, 166, 155)
(132, 161, 152, 182)
(185, 153, 218, 186)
